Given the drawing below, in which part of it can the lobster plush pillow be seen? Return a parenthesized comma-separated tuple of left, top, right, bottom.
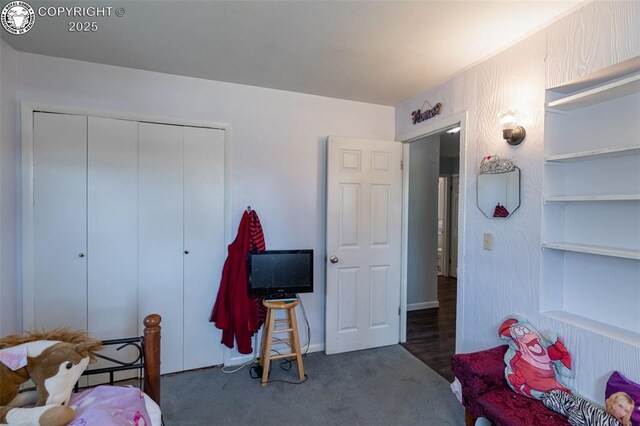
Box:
(499, 315, 573, 399)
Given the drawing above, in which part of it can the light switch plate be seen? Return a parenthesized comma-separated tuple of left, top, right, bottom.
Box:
(483, 233, 494, 250)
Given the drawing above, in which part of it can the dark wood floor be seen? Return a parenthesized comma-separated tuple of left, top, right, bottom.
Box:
(401, 276, 456, 382)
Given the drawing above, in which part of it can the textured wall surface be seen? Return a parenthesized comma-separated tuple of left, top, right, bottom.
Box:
(546, 0, 640, 89)
(0, 40, 19, 336)
(396, 0, 640, 402)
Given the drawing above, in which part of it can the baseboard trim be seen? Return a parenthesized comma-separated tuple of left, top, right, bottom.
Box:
(226, 343, 325, 366)
(407, 301, 439, 311)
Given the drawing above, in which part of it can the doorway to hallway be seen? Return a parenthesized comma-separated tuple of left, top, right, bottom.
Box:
(402, 125, 460, 381)
(402, 275, 456, 382)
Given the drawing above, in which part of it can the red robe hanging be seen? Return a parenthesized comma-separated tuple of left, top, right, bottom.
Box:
(210, 210, 266, 354)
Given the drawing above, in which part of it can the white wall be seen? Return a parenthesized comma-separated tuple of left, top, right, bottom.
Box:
(0, 40, 19, 336)
(407, 134, 439, 308)
(396, 0, 640, 402)
(14, 51, 395, 360)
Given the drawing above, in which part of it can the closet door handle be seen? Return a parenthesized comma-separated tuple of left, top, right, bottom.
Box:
(184, 250, 190, 255)
(79, 252, 86, 258)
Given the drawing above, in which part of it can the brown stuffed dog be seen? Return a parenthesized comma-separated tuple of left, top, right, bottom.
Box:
(0, 329, 101, 425)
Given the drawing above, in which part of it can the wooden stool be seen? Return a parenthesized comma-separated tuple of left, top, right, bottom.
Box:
(260, 297, 305, 386)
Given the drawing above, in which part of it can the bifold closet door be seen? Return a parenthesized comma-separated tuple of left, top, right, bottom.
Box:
(87, 117, 139, 380)
(33, 113, 87, 331)
(138, 122, 185, 374)
(183, 126, 225, 370)
(31, 114, 225, 375)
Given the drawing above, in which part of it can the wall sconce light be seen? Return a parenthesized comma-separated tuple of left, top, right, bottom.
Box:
(499, 110, 526, 146)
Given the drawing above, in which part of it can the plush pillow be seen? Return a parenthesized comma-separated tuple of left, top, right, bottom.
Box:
(499, 315, 573, 399)
(606, 371, 640, 426)
(541, 389, 576, 417)
(69, 385, 152, 426)
(542, 390, 623, 426)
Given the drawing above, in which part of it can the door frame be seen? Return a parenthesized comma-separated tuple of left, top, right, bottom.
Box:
(397, 111, 468, 351)
(438, 176, 450, 277)
(449, 174, 460, 279)
(20, 102, 233, 333)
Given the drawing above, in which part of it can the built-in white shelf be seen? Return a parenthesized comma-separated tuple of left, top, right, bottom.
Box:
(542, 242, 640, 260)
(544, 194, 640, 203)
(547, 73, 640, 110)
(542, 310, 640, 347)
(545, 145, 640, 163)
(542, 64, 640, 343)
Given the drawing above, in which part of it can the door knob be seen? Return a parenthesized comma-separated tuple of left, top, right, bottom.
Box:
(329, 255, 339, 264)
(184, 250, 190, 255)
(79, 252, 86, 258)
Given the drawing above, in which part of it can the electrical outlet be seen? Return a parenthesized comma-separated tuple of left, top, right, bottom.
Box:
(483, 233, 494, 250)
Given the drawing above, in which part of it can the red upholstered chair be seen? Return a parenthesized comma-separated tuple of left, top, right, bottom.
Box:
(451, 345, 569, 426)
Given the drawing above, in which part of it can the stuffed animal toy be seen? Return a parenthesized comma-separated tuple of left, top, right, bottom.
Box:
(0, 328, 102, 425)
(499, 315, 573, 399)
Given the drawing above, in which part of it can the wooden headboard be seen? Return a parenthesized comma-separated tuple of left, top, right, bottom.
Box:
(80, 314, 162, 406)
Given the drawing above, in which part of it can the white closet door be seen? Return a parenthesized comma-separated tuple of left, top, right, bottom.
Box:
(138, 122, 185, 374)
(183, 127, 225, 370)
(33, 113, 87, 330)
(87, 117, 139, 381)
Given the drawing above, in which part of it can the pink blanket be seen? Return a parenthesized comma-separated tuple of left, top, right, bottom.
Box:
(69, 385, 151, 426)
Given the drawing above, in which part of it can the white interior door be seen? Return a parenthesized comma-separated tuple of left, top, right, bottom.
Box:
(87, 117, 138, 339)
(33, 113, 87, 331)
(325, 136, 402, 355)
(450, 175, 459, 278)
(87, 117, 139, 382)
(183, 126, 226, 370)
(138, 122, 184, 374)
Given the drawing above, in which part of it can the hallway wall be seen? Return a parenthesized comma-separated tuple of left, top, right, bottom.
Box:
(407, 134, 440, 309)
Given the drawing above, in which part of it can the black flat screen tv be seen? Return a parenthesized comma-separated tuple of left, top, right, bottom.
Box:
(247, 250, 313, 298)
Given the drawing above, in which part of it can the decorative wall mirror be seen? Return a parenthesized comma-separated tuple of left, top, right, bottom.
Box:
(477, 156, 520, 218)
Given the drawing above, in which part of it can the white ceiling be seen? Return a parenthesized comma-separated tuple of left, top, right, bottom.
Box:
(2, 1, 583, 105)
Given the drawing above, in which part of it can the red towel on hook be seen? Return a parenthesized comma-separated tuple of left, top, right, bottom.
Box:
(210, 210, 267, 354)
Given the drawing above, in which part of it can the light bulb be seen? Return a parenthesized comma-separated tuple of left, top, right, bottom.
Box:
(499, 110, 517, 130)
(498, 110, 526, 145)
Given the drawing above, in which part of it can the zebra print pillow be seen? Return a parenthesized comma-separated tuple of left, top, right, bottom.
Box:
(542, 390, 623, 426)
(541, 389, 575, 417)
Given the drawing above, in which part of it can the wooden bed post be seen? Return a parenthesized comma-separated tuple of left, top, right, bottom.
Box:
(143, 314, 161, 407)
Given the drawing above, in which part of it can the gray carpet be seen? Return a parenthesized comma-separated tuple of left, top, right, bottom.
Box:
(161, 345, 464, 425)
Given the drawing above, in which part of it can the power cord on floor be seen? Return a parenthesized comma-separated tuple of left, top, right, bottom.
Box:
(298, 296, 311, 356)
(221, 334, 259, 374)
(249, 361, 308, 385)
